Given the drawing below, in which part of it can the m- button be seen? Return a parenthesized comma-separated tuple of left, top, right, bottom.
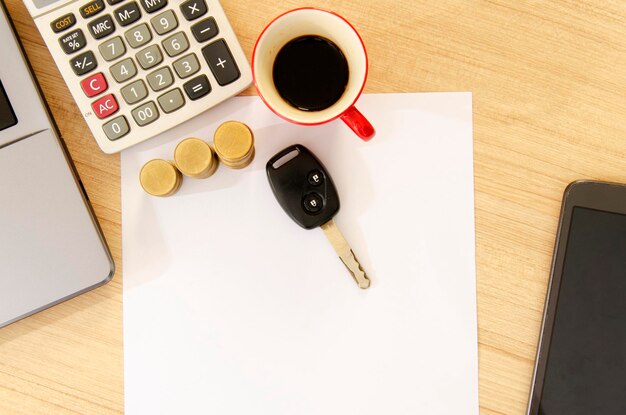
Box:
(91, 94, 119, 119)
(81, 73, 108, 97)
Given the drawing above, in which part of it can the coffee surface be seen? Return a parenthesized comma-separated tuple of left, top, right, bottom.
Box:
(273, 36, 349, 112)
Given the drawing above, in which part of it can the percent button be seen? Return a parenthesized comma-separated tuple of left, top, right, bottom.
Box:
(59, 29, 87, 55)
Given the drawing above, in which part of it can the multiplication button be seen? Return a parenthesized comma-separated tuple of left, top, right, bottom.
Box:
(191, 17, 218, 42)
(183, 75, 210, 100)
(132, 101, 159, 126)
(201, 39, 239, 86)
(180, 0, 207, 21)
(59, 29, 87, 54)
(103, 116, 129, 140)
(70, 50, 97, 75)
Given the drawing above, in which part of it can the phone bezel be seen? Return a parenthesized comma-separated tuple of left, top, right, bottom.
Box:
(527, 180, 626, 414)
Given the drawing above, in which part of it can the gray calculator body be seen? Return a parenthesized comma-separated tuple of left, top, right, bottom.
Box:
(0, 1, 114, 328)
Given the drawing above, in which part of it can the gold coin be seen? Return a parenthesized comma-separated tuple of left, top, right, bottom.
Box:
(213, 121, 254, 168)
(174, 138, 218, 179)
(139, 159, 182, 197)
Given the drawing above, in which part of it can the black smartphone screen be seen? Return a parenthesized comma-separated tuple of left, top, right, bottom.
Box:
(538, 207, 626, 414)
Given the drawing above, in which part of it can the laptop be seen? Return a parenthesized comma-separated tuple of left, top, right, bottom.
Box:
(0, 1, 114, 328)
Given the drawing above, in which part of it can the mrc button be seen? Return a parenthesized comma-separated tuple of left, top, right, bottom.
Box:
(80, 0, 105, 19)
(50, 13, 76, 33)
(89, 14, 115, 39)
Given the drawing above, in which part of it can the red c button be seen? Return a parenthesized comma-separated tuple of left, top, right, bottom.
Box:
(81, 73, 108, 97)
(92, 94, 119, 119)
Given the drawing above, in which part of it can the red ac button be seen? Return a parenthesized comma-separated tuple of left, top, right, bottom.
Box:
(81, 72, 108, 97)
(91, 94, 119, 119)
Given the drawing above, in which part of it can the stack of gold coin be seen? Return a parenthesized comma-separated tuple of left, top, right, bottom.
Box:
(173, 138, 218, 179)
(139, 159, 182, 197)
(213, 121, 255, 169)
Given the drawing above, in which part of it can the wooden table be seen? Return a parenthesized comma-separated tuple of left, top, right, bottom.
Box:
(1, 1, 625, 413)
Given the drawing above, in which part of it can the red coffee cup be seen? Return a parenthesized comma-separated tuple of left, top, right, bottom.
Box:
(252, 8, 375, 141)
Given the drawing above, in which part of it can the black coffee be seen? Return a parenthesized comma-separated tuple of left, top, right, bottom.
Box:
(273, 35, 349, 112)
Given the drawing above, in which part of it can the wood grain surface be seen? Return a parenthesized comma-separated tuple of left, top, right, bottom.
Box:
(1, 1, 625, 414)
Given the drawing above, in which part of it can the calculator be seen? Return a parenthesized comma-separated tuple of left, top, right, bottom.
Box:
(23, 0, 252, 154)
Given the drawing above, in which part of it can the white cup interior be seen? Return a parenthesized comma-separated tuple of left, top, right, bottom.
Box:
(254, 9, 367, 124)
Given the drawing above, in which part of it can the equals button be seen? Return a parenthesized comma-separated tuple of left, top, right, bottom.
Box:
(183, 75, 211, 100)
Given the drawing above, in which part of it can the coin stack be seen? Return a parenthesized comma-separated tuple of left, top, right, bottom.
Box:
(174, 138, 219, 179)
(213, 121, 255, 169)
(139, 159, 182, 197)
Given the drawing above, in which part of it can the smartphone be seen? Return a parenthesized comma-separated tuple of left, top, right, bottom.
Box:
(527, 180, 626, 415)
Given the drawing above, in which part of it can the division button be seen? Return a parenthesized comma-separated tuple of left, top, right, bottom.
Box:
(51, 13, 76, 33)
(81, 72, 108, 97)
(114, 1, 142, 26)
(201, 39, 240, 86)
(99, 36, 126, 61)
(102, 115, 130, 140)
(183, 74, 211, 100)
(80, 0, 105, 19)
(139, 0, 167, 14)
(70, 50, 98, 76)
(131, 101, 159, 126)
(88, 14, 115, 39)
(191, 17, 218, 42)
(59, 29, 87, 54)
(180, 0, 207, 21)
(157, 88, 185, 113)
(91, 93, 119, 119)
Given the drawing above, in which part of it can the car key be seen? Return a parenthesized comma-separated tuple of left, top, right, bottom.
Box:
(266, 144, 371, 289)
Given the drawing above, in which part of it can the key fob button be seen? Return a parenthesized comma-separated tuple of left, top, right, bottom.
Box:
(303, 193, 324, 214)
(307, 169, 324, 186)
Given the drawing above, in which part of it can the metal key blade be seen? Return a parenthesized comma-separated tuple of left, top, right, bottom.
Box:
(320, 219, 371, 289)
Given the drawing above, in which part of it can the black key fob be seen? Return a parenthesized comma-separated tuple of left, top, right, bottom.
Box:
(266, 144, 340, 230)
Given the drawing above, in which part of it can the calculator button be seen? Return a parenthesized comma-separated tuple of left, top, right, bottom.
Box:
(91, 94, 119, 119)
(51, 13, 76, 33)
(139, 0, 167, 14)
(146, 66, 173, 91)
(162, 32, 189, 57)
(132, 101, 159, 126)
(191, 17, 218, 42)
(99, 36, 126, 61)
(59, 29, 87, 54)
(107, 0, 124, 4)
(183, 74, 211, 100)
(70, 50, 98, 75)
(102, 115, 130, 140)
(202, 39, 240, 86)
(80, 0, 105, 19)
(150, 10, 177, 35)
(121, 79, 148, 104)
(81, 72, 108, 97)
(136, 44, 163, 69)
(173, 53, 200, 79)
(180, 0, 207, 21)
(157, 88, 185, 113)
(110, 58, 137, 82)
(125, 23, 152, 48)
(89, 14, 115, 39)
(113, 2, 142, 26)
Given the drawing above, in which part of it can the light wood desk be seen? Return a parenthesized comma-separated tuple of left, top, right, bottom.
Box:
(1, 1, 625, 413)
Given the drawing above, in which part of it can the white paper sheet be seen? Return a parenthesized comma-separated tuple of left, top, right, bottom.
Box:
(122, 93, 477, 415)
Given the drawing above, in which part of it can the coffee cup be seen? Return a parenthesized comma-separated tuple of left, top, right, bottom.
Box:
(252, 8, 375, 141)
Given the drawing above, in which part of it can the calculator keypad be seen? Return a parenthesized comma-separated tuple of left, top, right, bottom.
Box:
(41, 0, 250, 152)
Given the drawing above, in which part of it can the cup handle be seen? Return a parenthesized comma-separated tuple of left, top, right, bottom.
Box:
(340, 106, 375, 141)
